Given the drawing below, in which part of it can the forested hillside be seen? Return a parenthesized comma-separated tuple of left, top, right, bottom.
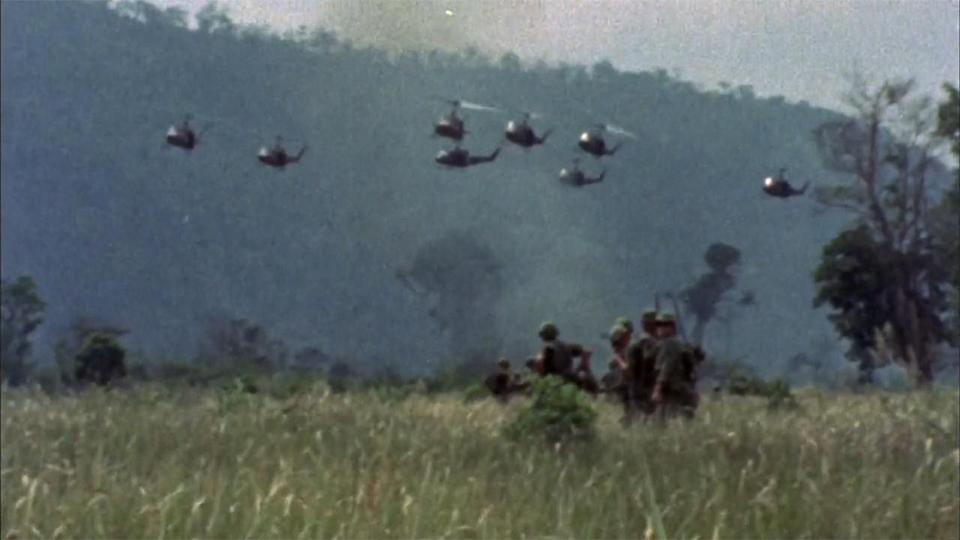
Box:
(1, 1, 851, 375)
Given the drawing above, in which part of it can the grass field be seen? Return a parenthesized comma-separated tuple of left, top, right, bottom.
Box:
(1, 383, 958, 539)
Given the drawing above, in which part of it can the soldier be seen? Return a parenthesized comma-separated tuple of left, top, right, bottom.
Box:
(511, 368, 532, 394)
(608, 324, 630, 370)
(623, 310, 659, 421)
(484, 357, 515, 402)
(601, 357, 624, 396)
(615, 317, 634, 339)
(574, 353, 600, 396)
(604, 324, 630, 402)
(535, 322, 588, 386)
(650, 313, 699, 420)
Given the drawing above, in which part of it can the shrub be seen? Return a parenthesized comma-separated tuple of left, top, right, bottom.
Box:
(74, 334, 127, 386)
(462, 382, 489, 403)
(504, 376, 597, 444)
(727, 373, 798, 410)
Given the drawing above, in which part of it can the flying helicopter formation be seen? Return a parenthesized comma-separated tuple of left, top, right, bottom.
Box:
(163, 115, 307, 170)
(162, 98, 809, 198)
(430, 96, 639, 186)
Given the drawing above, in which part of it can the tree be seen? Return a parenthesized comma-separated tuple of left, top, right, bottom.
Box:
(812, 77, 954, 386)
(75, 334, 127, 386)
(197, 317, 289, 370)
(396, 231, 504, 379)
(681, 242, 743, 346)
(195, 2, 235, 35)
(930, 83, 960, 343)
(1, 276, 45, 386)
(54, 317, 129, 384)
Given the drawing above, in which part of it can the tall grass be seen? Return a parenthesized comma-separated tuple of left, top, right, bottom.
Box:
(2, 384, 957, 539)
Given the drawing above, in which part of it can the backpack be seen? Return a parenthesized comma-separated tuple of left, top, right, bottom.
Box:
(543, 340, 574, 376)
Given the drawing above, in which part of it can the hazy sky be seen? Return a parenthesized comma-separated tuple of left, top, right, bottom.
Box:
(142, 0, 960, 111)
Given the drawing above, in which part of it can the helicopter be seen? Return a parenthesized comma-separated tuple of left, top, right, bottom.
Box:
(432, 97, 499, 141)
(763, 168, 809, 198)
(558, 158, 605, 187)
(434, 144, 501, 168)
(257, 136, 307, 168)
(577, 123, 635, 158)
(165, 114, 200, 150)
(504, 112, 552, 148)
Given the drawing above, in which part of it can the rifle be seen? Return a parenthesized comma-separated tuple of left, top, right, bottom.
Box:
(666, 291, 689, 343)
(656, 292, 687, 341)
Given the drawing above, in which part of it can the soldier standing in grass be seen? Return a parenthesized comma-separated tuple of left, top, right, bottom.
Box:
(604, 324, 631, 403)
(574, 353, 601, 396)
(650, 313, 699, 420)
(535, 322, 589, 387)
(623, 309, 660, 421)
(485, 358, 516, 402)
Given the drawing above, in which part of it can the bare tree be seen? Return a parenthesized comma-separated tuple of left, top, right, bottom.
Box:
(812, 76, 954, 386)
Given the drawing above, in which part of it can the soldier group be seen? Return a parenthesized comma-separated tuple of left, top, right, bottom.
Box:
(485, 310, 705, 422)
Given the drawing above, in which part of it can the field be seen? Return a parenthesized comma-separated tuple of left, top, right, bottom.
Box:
(2, 383, 958, 539)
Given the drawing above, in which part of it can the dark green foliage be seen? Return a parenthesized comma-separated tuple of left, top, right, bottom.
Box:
(726, 373, 798, 410)
(935, 83, 959, 159)
(0, 276, 45, 386)
(462, 382, 489, 402)
(504, 376, 597, 444)
(220, 373, 259, 394)
(74, 334, 127, 386)
(931, 83, 960, 344)
(814, 225, 898, 377)
(813, 224, 949, 382)
(54, 317, 129, 386)
(699, 357, 758, 387)
(811, 79, 954, 385)
(216, 374, 259, 413)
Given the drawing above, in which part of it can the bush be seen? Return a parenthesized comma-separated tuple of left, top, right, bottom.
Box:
(504, 376, 597, 444)
(462, 382, 489, 403)
(74, 334, 127, 386)
(727, 373, 798, 410)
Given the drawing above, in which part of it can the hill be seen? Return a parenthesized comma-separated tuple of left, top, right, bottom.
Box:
(1, 1, 849, 375)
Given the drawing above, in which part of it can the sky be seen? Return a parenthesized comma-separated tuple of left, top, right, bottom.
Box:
(142, 0, 960, 112)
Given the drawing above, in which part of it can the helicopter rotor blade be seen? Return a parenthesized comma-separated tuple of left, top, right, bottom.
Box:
(458, 100, 500, 113)
(510, 107, 544, 120)
(601, 122, 637, 139)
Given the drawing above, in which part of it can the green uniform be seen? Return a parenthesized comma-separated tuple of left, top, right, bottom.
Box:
(654, 337, 699, 418)
(485, 366, 515, 402)
(540, 339, 584, 384)
(624, 337, 658, 417)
